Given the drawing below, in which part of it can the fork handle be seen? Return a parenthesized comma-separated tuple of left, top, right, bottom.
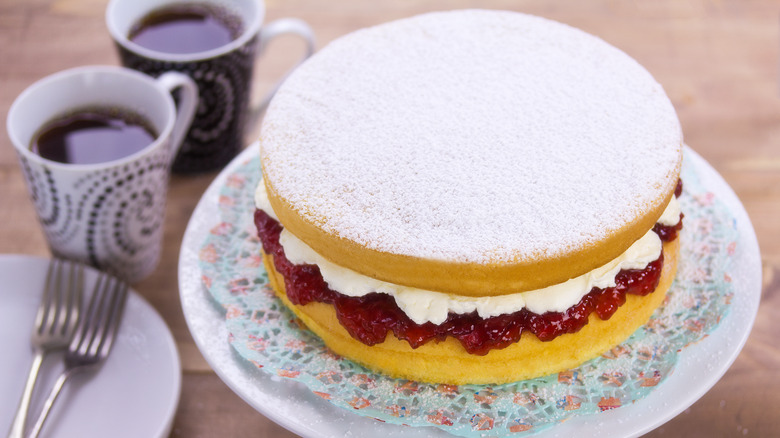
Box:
(26, 369, 72, 438)
(6, 350, 44, 438)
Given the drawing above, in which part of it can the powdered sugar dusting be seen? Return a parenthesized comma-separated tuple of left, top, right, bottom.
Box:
(260, 10, 682, 264)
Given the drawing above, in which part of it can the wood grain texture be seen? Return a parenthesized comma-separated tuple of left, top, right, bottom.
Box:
(1, 0, 777, 436)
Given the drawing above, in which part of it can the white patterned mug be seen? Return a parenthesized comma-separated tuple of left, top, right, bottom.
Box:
(7, 65, 198, 283)
(106, 0, 316, 173)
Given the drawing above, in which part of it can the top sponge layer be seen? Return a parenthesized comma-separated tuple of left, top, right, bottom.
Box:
(260, 10, 682, 295)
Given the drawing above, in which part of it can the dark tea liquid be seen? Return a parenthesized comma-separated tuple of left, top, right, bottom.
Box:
(31, 107, 157, 165)
(128, 3, 243, 54)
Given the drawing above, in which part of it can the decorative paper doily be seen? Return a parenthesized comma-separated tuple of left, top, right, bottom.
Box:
(198, 151, 737, 437)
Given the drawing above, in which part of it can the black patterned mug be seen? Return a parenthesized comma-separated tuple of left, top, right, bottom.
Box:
(7, 66, 198, 282)
(106, 0, 315, 173)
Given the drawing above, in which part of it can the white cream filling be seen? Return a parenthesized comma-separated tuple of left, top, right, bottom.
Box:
(255, 182, 279, 221)
(256, 181, 680, 325)
(658, 193, 681, 226)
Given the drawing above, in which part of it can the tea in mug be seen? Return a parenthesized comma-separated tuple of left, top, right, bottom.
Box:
(30, 107, 157, 165)
(128, 3, 243, 54)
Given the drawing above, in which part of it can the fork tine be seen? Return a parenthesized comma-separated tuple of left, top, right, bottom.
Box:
(70, 272, 109, 356)
(85, 275, 124, 358)
(59, 262, 83, 336)
(71, 272, 127, 359)
(83, 274, 112, 357)
(49, 259, 66, 337)
(34, 259, 58, 336)
(53, 260, 72, 336)
(89, 278, 128, 359)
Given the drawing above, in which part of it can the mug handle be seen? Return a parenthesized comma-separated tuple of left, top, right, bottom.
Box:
(156, 72, 199, 160)
(247, 18, 316, 130)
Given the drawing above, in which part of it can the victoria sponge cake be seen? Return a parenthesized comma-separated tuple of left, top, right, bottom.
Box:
(252, 10, 684, 384)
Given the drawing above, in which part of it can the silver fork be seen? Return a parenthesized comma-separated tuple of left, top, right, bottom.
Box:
(26, 271, 129, 438)
(7, 258, 83, 438)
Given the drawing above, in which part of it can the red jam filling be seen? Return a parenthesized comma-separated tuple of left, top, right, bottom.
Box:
(254, 181, 683, 355)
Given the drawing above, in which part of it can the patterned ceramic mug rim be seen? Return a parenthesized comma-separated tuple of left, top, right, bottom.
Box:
(105, 0, 265, 63)
(7, 65, 178, 173)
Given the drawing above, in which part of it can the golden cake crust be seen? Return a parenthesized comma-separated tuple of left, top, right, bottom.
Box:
(266, 183, 677, 297)
(262, 238, 679, 385)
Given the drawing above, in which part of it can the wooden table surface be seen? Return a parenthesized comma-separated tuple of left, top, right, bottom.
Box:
(1, 0, 778, 436)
